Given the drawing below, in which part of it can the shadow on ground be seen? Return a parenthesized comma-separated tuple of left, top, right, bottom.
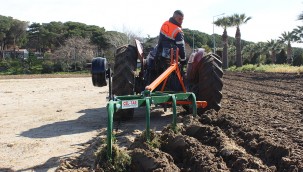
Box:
(20, 107, 107, 138)
(0, 168, 14, 172)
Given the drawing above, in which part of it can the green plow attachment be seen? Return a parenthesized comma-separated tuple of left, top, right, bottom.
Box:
(106, 91, 198, 158)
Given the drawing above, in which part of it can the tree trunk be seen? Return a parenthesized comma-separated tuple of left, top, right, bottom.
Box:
(235, 27, 242, 67)
(272, 50, 276, 63)
(249, 52, 253, 63)
(287, 42, 292, 64)
(222, 29, 228, 69)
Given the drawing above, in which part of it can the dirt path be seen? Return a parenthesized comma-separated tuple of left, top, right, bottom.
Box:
(0, 76, 172, 171)
(0, 77, 106, 171)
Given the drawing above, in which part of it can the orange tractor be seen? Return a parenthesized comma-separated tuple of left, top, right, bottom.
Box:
(91, 40, 223, 157)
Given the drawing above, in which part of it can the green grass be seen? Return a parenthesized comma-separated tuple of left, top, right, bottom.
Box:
(53, 70, 90, 74)
(141, 129, 161, 149)
(95, 144, 131, 172)
(227, 64, 303, 74)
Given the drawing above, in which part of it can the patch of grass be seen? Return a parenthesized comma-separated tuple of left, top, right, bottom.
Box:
(228, 64, 303, 74)
(95, 144, 131, 172)
(141, 129, 161, 149)
(54, 70, 90, 75)
(0, 72, 91, 79)
(165, 123, 182, 134)
(264, 65, 303, 73)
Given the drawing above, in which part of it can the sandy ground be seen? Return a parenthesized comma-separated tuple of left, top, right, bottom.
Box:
(0, 76, 172, 172)
(0, 77, 106, 171)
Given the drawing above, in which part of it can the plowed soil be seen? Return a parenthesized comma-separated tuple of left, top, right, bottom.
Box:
(1, 71, 302, 172)
(58, 71, 303, 172)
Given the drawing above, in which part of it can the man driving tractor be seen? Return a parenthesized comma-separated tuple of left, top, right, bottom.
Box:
(158, 10, 186, 66)
(145, 10, 187, 91)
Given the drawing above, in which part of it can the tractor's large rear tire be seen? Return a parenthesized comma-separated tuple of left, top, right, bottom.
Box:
(190, 53, 223, 113)
(112, 45, 137, 120)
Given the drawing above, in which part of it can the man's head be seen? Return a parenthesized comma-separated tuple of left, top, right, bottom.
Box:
(173, 10, 184, 26)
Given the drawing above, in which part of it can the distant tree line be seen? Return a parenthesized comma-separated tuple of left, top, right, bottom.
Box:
(212, 13, 303, 69)
(0, 13, 303, 74)
(0, 15, 139, 74)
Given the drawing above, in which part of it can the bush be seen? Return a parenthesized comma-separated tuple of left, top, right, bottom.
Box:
(241, 64, 257, 71)
(41, 61, 54, 73)
(0, 59, 24, 74)
(293, 54, 303, 66)
(53, 63, 62, 72)
(30, 66, 43, 74)
(0, 61, 10, 72)
(0, 56, 92, 74)
(293, 48, 303, 66)
(276, 49, 287, 64)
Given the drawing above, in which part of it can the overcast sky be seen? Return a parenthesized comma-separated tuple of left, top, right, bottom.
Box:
(1, 0, 303, 47)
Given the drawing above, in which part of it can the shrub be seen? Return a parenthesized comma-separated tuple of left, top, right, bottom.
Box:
(293, 54, 303, 66)
(41, 61, 54, 73)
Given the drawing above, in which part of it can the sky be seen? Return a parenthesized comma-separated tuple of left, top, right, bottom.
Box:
(1, 0, 303, 47)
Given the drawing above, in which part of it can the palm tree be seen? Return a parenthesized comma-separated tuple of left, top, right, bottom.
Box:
(214, 17, 232, 69)
(298, 11, 303, 21)
(266, 39, 284, 64)
(293, 26, 303, 43)
(279, 31, 299, 64)
(241, 43, 256, 64)
(227, 45, 236, 66)
(254, 42, 268, 64)
(230, 14, 252, 67)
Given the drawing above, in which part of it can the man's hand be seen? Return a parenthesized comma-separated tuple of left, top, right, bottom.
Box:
(180, 60, 186, 66)
(180, 60, 186, 74)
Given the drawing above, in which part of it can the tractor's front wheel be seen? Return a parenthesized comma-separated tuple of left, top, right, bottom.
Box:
(91, 57, 107, 87)
(112, 45, 137, 120)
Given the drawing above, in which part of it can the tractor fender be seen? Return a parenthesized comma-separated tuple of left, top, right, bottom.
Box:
(186, 49, 205, 82)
